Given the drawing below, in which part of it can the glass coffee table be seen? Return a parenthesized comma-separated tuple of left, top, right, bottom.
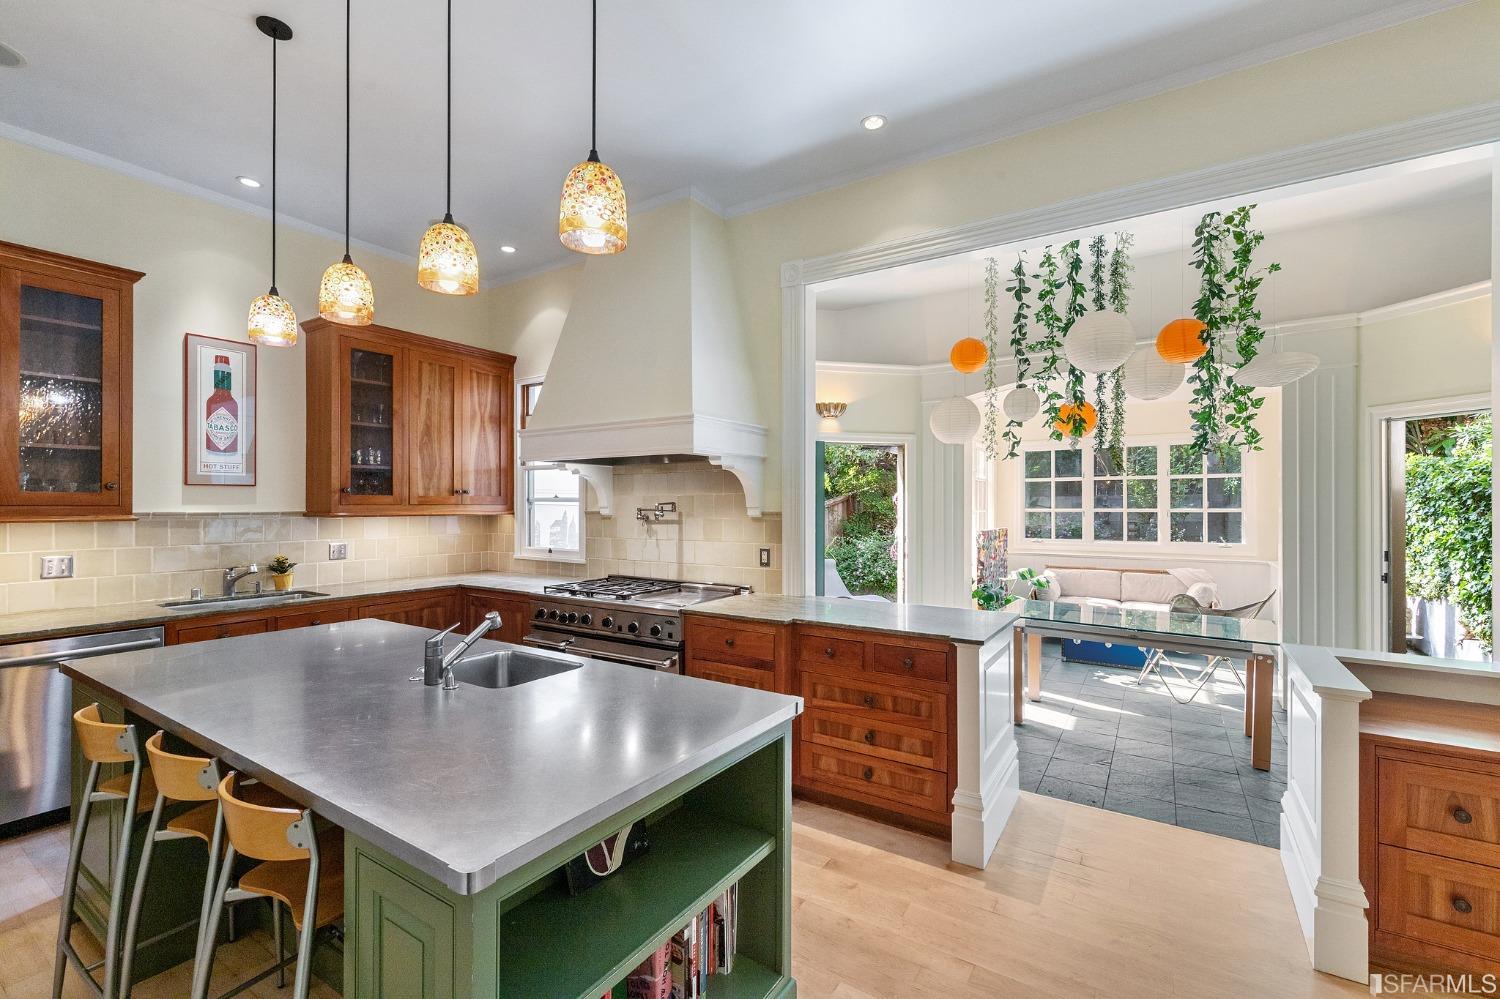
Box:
(1010, 599, 1282, 770)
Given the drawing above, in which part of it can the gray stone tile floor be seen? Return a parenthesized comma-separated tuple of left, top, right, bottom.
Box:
(1018, 639, 1287, 847)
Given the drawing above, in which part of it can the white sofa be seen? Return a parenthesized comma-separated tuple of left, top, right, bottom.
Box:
(1030, 565, 1219, 613)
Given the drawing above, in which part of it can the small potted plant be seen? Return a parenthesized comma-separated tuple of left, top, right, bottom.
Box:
(266, 554, 298, 591)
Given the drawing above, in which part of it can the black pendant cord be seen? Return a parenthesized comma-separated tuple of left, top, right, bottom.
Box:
(589, 0, 597, 157)
(343, 0, 352, 261)
(443, 0, 453, 222)
(269, 28, 279, 293)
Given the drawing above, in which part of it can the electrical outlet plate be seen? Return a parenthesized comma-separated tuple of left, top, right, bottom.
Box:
(759, 547, 771, 568)
(328, 542, 348, 561)
(40, 554, 74, 579)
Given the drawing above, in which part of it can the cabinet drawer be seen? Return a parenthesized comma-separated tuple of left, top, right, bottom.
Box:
(799, 743, 947, 815)
(1377, 845, 1500, 963)
(688, 622, 776, 667)
(869, 642, 948, 684)
(804, 708, 946, 770)
(1379, 759, 1500, 867)
(276, 606, 352, 631)
(797, 633, 864, 672)
(688, 659, 776, 692)
(800, 671, 945, 732)
(172, 618, 271, 645)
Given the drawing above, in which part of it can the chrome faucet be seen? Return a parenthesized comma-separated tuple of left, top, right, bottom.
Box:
(423, 611, 502, 688)
(222, 564, 259, 597)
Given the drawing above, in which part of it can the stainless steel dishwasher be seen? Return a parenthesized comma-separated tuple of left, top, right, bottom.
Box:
(0, 627, 163, 835)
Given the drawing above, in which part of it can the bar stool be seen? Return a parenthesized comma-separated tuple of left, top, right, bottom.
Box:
(55, 704, 152, 999)
(193, 772, 345, 999)
(117, 732, 293, 999)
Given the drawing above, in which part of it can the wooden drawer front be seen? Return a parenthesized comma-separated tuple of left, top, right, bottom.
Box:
(869, 642, 948, 684)
(797, 633, 864, 672)
(688, 622, 776, 667)
(800, 671, 945, 732)
(1379, 759, 1500, 867)
(799, 744, 947, 815)
(1377, 846, 1500, 962)
(804, 708, 945, 770)
(172, 618, 271, 645)
(276, 606, 353, 631)
(688, 659, 776, 692)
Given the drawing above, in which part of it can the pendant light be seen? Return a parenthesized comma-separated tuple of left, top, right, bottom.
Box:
(318, 0, 375, 325)
(558, 0, 628, 254)
(247, 16, 299, 347)
(417, 0, 480, 295)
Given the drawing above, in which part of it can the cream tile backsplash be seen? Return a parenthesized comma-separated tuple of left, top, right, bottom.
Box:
(0, 462, 779, 614)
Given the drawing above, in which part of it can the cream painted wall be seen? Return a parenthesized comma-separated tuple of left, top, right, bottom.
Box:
(486, 263, 583, 381)
(0, 136, 491, 513)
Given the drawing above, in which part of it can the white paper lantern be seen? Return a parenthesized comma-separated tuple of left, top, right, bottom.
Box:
(1063, 310, 1136, 374)
(1121, 347, 1184, 400)
(1234, 351, 1319, 388)
(1001, 386, 1042, 422)
(929, 396, 982, 444)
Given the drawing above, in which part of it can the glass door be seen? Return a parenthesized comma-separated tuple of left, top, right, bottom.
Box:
(338, 337, 404, 506)
(2, 269, 123, 509)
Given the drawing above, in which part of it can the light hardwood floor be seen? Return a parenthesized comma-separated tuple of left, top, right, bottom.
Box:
(1, 793, 1364, 998)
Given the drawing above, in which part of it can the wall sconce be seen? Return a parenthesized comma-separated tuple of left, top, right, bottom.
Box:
(815, 401, 847, 419)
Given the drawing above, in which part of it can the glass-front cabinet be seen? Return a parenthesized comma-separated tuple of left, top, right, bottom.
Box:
(0, 243, 141, 520)
(337, 337, 405, 507)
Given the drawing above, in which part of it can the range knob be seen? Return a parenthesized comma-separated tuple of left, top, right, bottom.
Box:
(601, 616, 614, 629)
(547, 609, 561, 621)
(649, 624, 663, 638)
(534, 607, 546, 620)
(565, 612, 579, 624)
(579, 613, 592, 626)
(627, 621, 640, 635)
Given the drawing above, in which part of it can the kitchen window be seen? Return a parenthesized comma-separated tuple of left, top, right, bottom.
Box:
(516, 379, 585, 562)
(1021, 439, 1245, 549)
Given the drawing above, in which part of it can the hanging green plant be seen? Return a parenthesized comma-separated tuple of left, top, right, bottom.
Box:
(981, 256, 1002, 461)
(1106, 231, 1134, 463)
(998, 255, 1031, 461)
(1031, 245, 1067, 434)
(1187, 206, 1279, 455)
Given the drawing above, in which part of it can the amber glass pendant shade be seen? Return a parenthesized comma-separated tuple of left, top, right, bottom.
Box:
(318, 255, 375, 325)
(418, 215, 480, 295)
(559, 153, 628, 254)
(248, 289, 299, 347)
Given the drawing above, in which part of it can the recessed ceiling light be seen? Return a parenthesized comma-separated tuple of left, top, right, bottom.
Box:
(0, 42, 26, 69)
(861, 114, 887, 131)
(500, 245, 517, 254)
(236, 175, 261, 189)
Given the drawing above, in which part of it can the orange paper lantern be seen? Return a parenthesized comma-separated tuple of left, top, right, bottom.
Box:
(949, 337, 988, 374)
(1156, 318, 1208, 364)
(1052, 402, 1098, 438)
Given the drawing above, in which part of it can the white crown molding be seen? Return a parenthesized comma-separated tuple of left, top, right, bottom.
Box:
(815, 359, 924, 375)
(1357, 279, 1491, 324)
(723, 0, 1472, 219)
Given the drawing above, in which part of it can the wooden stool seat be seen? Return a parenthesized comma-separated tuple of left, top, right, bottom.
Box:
(164, 783, 293, 842)
(238, 828, 346, 931)
(99, 769, 157, 812)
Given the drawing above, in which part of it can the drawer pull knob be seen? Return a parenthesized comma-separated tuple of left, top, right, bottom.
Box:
(902, 656, 915, 669)
(863, 730, 875, 744)
(825, 646, 835, 657)
(863, 695, 876, 707)
(1453, 896, 1473, 915)
(724, 637, 735, 647)
(1453, 807, 1473, 825)
(862, 767, 874, 781)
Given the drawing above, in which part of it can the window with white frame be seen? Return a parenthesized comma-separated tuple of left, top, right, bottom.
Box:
(1021, 439, 1244, 547)
(516, 380, 585, 560)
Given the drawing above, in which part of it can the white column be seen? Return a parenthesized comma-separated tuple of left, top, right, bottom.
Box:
(779, 263, 814, 596)
(951, 630, 1019, 868)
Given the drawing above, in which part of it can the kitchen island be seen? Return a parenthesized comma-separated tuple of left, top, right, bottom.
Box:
(62, 620, 801, 998)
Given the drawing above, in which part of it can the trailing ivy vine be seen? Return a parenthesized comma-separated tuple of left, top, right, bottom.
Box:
(1187, 206, 1279, 456)
(1031, 245, 1067, 434)
(1088, 236, 1112, 455)
(1105, 232, 1134, 463)
(981, 256, 1001, 461)
(998, 254, 1030, 461)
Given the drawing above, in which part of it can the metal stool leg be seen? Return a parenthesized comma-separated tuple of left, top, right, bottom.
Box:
(193, 805, 225, 977)
(272, 900, 286, 989)
(191, 845, 237, 999)
(101, 757, 144, 999)
(54, 761, 100, 999)
(117, 792, 167, 999)
(291, 839, 320, 999)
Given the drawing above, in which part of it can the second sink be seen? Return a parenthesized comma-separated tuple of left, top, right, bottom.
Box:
(446, 649, 584, 689)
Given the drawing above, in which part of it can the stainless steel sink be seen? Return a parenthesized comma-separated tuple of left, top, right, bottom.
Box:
(445, 649, 584, 689)
(159, 590, 329, 610)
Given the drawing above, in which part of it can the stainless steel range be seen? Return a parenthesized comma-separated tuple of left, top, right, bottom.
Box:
(523, 576, 748, 674)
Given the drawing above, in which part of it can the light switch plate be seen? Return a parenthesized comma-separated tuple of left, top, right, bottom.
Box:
(40, 555, 74, 579)
(759, 547, 772, 568)
(328, 542, 348, 561)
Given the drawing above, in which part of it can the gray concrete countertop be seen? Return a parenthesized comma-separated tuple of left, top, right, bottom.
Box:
(687, 593, 1016, 645)
(0, 571, 574, 644)
(62, 620, 802, 894)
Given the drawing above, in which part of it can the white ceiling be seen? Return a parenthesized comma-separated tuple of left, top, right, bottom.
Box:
(0, 0, 1464, 283)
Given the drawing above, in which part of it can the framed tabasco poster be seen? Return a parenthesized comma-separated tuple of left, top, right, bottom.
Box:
(184, 333, 256, 485)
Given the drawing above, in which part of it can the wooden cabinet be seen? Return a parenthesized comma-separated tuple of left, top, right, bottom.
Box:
(356, 591, 463, 630)
(167, 614, 273, 645)
(463, 591, 533, 644)
(275, 605, 353, 630)
(303, 318, 514, 516)
(0, 241, 141, 521)
(1361, 693, 1500, 976)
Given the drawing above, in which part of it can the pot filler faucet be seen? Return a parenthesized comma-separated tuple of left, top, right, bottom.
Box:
(423, 611, 502, 688)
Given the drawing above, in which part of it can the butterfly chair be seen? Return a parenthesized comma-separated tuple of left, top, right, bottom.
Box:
(1135, 590, 1277, 705)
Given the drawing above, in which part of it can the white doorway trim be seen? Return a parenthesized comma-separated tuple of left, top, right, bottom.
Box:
(818, 432, 916, 603)
(1363, 392, 1491, 652)
(780, 101, 1500, 596)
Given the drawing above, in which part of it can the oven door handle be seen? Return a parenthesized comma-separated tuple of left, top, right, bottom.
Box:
(521, 634, 574, 652)
(585, 648, 680, 672)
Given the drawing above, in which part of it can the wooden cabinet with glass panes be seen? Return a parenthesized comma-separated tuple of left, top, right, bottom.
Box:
(302, 317, 514, 516)
(0, 241, 142, 521)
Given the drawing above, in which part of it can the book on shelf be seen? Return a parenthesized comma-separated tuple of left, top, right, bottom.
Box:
(626, 881, 740, 998)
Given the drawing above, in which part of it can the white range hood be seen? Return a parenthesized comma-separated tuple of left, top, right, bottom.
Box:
(518, 198, 767, 515)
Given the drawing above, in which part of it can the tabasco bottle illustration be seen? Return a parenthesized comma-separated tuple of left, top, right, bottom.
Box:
(204, 354, 239, 453)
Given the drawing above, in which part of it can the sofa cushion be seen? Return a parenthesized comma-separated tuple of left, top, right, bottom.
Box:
(1120, 571, 1187, 605)
(1048, 567, 1122, 601)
